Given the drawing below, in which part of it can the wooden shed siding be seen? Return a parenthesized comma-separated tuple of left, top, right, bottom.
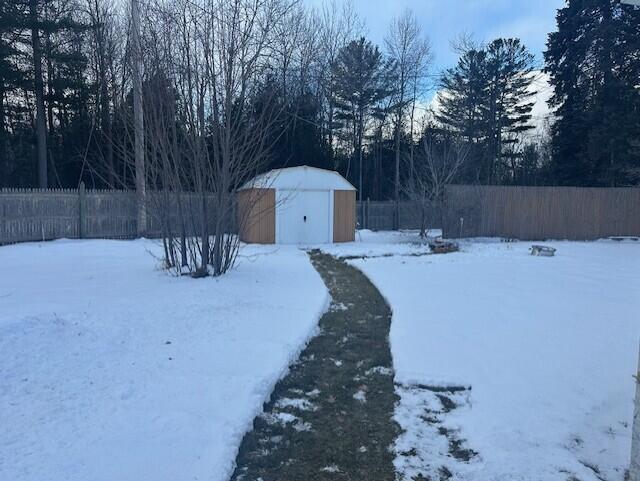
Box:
(333, 190, 356, 242)
(237, 188, 275, 244)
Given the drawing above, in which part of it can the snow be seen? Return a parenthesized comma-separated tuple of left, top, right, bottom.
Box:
(275, 397, 318, 411)
(0, 239, 328, 481)
(239, 165, 355, 191)
(4, 231, 638, 481)
(325, 229, 437, 259)
(353, 390, 367, 403)
(325, 232, 640, 481)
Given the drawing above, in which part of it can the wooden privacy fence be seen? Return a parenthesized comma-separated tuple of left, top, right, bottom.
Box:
(443, 185, 640, 240)
(4, 184, 637, 244)
(356, 200, 440, 231)
(0, 187, 434, 245)
(0, 186, 224, 245)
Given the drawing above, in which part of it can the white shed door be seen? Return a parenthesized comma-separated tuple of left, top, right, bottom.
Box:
(277, 190, 331, 244)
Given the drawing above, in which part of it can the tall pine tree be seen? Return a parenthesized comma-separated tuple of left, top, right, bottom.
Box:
(545, 0, 640, 186)
(437, 38, 536, 184)
(0, 1, 30, 186)
(330, 37, 395, 200)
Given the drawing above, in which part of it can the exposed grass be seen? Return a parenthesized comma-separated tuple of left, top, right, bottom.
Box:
(231, 250, 399, 481)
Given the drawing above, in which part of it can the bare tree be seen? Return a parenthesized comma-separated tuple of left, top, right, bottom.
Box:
(131, 0, 146, 234)
(316, 0, 363, 166)
(139, 0, 292, 277)
(404, 134, 467, 237)
(385, 9, 431, 228)
(86, 0, 118, 187)
(29, 0, 48, 188)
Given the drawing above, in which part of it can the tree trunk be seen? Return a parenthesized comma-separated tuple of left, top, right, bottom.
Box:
(30, 0, 48, 188)
(200, 193, 209, 271)
(328, 101, 335, 168)
(394, 116, 400, 229)
(394, 78, 405, 230)
(409, 75, 418, 181)
(95, 0, 114, 187)
(357, 109, 364, 203)
(45, 31, 54, 134)
(131, 0, 146, 234)
(0, 81, 6, 187)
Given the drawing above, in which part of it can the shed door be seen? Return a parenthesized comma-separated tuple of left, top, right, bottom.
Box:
(277, 190, 331, 244)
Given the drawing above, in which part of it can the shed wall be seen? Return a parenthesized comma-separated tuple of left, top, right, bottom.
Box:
(237, 188, 275, 244)
(333, 190, 356, 242)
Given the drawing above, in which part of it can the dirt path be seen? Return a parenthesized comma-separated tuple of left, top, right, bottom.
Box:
(230, 250, 399, 481)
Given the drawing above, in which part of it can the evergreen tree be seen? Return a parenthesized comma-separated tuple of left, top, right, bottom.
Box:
(437, 48, 487, 146)
(0, 1, 30, 186)
(437, 38, 536, 184)
(330, 37, 395, 200)
(545, 0, 640, 186)
(0, 0, 91, 188)
(484, 39, 536, 183)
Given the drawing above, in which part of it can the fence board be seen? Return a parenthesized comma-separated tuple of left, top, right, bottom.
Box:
(0, 188, 223, 244)
(5, 185, 634, 244)
(0, 189, 79, 243)
(443, 185, 640, 240)
(356, 200, 440, 231)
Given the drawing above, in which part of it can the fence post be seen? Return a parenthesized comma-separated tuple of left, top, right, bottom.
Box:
(366, 197, 370, 230)
(631, 340, 640, 481)
(78, 182, 86, 239)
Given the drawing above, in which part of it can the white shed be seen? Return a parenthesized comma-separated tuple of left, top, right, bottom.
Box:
(237, 166, 356, 244)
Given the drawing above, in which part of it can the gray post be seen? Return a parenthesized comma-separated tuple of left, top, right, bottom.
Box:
(78, 182, 86, 239)
(631, 340, 640, 481)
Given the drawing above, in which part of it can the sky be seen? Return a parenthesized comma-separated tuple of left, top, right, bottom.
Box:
(304, 0, 566, 77)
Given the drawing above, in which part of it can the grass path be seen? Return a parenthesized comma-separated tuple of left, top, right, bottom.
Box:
(231, 250, 399, 481)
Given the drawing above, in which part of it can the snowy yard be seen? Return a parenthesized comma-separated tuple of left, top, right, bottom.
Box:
(326, 233, 640, 481)
(0, 239, 328, 481)
(2, 232, 638, 481)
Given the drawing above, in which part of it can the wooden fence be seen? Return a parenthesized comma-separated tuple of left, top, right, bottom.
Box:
(0, 188, 435, 245)
(356, 200, 440, 231)
(3, 185, 638, 244)
(442, 185, 640, 240)
(0, 186, 221, 244)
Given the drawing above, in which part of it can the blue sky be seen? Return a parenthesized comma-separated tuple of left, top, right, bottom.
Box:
(305, 0, 566, 76)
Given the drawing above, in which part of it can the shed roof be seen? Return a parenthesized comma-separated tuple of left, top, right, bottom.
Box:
(239, 166, 356, 191)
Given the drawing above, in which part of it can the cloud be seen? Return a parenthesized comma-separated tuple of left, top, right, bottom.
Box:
(303, 0, 564, 73)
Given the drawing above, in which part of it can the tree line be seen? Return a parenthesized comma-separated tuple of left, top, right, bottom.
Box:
(1, 0, 639, 197)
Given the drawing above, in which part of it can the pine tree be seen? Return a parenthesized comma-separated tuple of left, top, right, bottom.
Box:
(483, 39, 536, 184)
(437, 38, 536, 184)
(1, 0, 91, 187)
(545, 0, 640, 186)
(0, 1, 30, 186)
(437, 48, 487, 147)
(330, 37, 395, 200)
